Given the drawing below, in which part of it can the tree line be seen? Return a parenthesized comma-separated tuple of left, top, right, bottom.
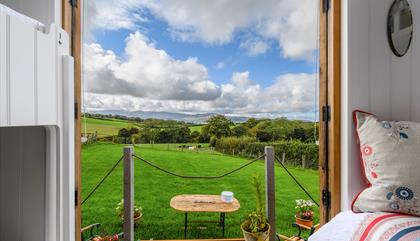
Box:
(91, 114, 318, 145)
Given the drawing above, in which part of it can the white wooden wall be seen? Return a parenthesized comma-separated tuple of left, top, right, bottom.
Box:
(341, 0, 420, 210)
(0, 127, 46, 241)
(0, 0, 60, 26)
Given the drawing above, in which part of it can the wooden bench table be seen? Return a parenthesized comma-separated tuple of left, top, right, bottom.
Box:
(170, 195, 240, 238)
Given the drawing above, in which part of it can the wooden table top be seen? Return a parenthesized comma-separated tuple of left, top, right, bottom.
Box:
(170, 194, 240, 213)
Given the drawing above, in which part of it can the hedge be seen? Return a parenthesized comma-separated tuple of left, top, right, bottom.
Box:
(215, 137, 319, 169)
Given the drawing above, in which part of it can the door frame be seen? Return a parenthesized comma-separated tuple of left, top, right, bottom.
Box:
(62, 0, 82, 240)
(319, 0, 341, 224)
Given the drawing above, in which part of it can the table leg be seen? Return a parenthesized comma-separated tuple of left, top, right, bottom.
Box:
(220, 213, 226, 237)
(184, 212, 188, 239)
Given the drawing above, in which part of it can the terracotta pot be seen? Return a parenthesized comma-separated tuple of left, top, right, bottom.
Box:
(120, 212, 143, 226)
(241, 224, 270, 241)
(294, 214, 313, 227)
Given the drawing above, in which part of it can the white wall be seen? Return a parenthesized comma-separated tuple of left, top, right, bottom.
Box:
(0, 0, 60, 26)
(341, 0, 420, 210)
(0, 127, 46, 241)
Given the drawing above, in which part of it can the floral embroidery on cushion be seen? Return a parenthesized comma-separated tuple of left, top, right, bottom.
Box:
(362, 146, 373, 156)
(386, 192, 393, 200)
(371, 171, 378, 179)
(399, 132, 409, 139)
(389, 201, 400, 211)
(395, 187, 414, 200)
(382, 122, 392, 129)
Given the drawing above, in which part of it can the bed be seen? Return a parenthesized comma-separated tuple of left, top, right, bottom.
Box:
(309, 211, 420, 241)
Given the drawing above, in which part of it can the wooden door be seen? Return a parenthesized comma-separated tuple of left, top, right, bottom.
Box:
(319, 0, 341, 224)
(62, 0, 82, 240)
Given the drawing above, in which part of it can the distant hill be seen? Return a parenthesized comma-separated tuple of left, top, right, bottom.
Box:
(89, 110, 248, 124)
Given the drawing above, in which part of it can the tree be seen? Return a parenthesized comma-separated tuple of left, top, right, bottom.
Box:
(206, 115, 233, 138)
(231, 125, 248, 137)
(256, 130, 272, 142)
(118, 128, 131, 138)
(176, 126, 191, 143)
(190, 131, 201, 143)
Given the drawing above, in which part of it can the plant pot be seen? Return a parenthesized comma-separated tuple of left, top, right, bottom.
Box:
(120, 212, 143, 226)
(241, 224, 270, 241)
(294, 214, 313, 227)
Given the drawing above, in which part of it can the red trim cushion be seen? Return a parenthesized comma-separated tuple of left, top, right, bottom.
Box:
(352, 110, 420, 216)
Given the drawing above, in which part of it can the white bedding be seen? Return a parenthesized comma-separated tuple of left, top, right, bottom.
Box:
(0, 3, 45, 31)
(309, 211, 370, 241)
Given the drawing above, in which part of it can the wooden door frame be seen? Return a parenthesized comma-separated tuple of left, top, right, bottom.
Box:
(62, 0, 82, 240)
(319, 0, 341, 224)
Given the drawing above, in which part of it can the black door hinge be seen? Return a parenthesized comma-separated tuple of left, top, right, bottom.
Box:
(322, 189, 331, 208)
(70, 0, 77, 7)
(322, 105, 331, 123)
(75, 103, 79, 119)
(323, 0, 330, 13)
(75, 189, 78, 206)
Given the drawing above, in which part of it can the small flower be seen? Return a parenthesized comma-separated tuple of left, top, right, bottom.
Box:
(382, 122, 392, 129)
(362, 146, 373, 156)
(389, 202, 400, 210)
(395, 187, 414, 200)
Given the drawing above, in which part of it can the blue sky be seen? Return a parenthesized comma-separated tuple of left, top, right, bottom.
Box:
(84, 0, 319, 120)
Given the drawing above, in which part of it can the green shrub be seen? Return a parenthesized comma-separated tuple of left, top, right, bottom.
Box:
(215, 137, 319, 169)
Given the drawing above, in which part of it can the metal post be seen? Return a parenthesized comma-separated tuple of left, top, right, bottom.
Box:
(265, 146, 276, 241)
(123, 147, 134, 241)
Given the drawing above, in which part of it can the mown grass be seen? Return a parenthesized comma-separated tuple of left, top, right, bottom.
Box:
(82, 142, 319, 240)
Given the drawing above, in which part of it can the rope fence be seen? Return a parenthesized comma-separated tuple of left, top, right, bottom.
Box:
(81, 149, 319, 208)
(133, 154, 265, 179)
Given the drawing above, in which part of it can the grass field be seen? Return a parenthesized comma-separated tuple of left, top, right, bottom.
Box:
(82, 117, 204, 137)
(82, 117, 137, 137)
(82, 142, 319, 239)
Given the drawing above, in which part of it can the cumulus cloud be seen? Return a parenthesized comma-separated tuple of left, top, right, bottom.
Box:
(85, 67, 318, 119)
(85, 0, 319, 60)
(240, 39, 270, 56)
(84, 31, 221, 101)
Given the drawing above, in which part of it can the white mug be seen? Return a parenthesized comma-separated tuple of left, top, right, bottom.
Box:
(221, 191, 234, 203)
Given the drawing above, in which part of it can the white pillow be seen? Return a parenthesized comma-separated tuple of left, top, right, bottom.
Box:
(352, 111, 420, 216)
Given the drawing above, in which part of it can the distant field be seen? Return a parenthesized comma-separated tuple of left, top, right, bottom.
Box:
(189, 125, 204, 132)
(82, 117, 203, 137)
(82, 117, 136, 137)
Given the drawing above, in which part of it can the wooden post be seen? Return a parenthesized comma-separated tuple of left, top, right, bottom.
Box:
(282, 152, 286, 164)
(264, 146, 276, 241)
(123, 147, 134, 241)
(302, 155, 306, 169)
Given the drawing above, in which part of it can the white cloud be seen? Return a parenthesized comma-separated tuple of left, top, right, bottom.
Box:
(215, 61, 225, 69)
(84, 31, 221, 101)
(85, 67, 318, 119)
(85, 0, 319, 60)
(240, 39, 270, 56)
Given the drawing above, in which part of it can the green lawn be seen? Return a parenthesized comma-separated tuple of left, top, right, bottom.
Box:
(82, 142, 319, 239)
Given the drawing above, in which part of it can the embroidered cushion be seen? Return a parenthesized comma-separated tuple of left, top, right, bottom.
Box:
(352, 111, 420, 216)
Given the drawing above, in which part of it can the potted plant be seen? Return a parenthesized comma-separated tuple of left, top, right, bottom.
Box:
(294, 199, 315, 227)
(92, 235, 120, 241)
(241, 175, 270, 241)
(116, 199, 143, 226)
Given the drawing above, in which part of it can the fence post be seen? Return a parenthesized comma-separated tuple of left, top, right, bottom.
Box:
(282, 152, 286, 164)
(302, 155, 306, 169)
(123, 146, 134, 241)
(264, 146, 276, 241)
